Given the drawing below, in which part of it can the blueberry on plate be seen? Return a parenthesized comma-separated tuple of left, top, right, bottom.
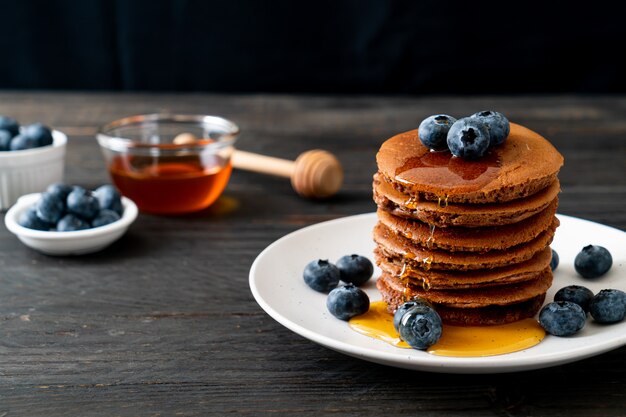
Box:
(0, 129, 12, 151)
(9, 134, 39, 151)
(66, 187, 100, 220)
(57, 214, 91, 232)
(0, 116, 20, 137)
(539, 301, 586, 336)
(554, 285, 594, 312)
(446, 117, 491, 159)
(303, 259, 341, 293)
(589, 289, 626, 324)
(46, 183, 73, 202)
(35, 192, 65, 224)
(574, 245, 613, 278)
(94, 184, 123, 215)
(550, 248, 559, 271)
(336, 254, 374, 286)
(18, 206, 53, 231)
(326, 284, 370, 321)
(470, 110, 510, 146)
(398, 303, 442, 350)
(393, 298, 432, 332)
(418, 114, 457, 150)
(23, 123, 53, 147)
(91, 209, 121, 228)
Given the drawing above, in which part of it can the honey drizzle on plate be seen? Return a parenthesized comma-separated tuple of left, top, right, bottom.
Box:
(349, 301, 546, 357)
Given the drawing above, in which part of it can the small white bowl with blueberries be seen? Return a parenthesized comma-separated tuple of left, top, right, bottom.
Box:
(4, 183, 138, 255)
(0, 115, 67, 210)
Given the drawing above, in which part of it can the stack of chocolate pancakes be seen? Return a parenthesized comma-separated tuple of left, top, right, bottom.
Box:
(373, 123, 564, 326)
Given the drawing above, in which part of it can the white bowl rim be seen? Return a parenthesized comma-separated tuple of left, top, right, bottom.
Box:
(4, 192, 138, 240)
(0, 130, 67, 159)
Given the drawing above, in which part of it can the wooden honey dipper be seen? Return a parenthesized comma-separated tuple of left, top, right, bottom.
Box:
(174, 133, 343, 199)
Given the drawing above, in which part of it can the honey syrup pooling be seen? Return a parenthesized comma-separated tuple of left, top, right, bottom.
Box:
(349, 301, 545, 357)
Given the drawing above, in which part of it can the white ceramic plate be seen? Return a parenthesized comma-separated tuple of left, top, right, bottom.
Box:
(250, 213, 626, 374)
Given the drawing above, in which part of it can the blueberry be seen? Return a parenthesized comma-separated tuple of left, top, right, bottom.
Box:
(574, 245, 613, 278)
(393, 299, 432, 332)
(418, 114, 457, 150)
(398, 304, 442, 350)
(335, 254, 374, 286)
(35, 192, 65, 224)
(303, 259, 341, 293)
(470, 110, 510, 146)
(23, 123, 53, 147)
(550, 248, 559, 271)
(94, 184, 123, 215)
(0, 116, 19, 137)
(66, 187, 100, 220)
(554, 285, 594, 312)
(9, 134, 39, 151)
(18, 206, 53, 231)
(539, 301, 586, 336)
(57, 214, 91, 232)
(0, 129, 12, 151)
(91, 209, 121, 228)
(326, 284, 370, 320)
(446, 117, 491, 159)
(589, 289, 626, 324)
(46, 183, 73, 202)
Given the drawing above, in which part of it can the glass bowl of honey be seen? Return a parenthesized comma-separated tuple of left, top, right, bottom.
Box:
(97, 114, 238, 214)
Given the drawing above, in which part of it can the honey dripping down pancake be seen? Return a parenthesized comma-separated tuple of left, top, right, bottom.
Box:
(361, 115, 563, 355)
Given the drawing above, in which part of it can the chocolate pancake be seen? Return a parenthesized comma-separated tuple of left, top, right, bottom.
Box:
(373, 173, 561, 227)
(376, 123, 564, 204)
(376, 272, 550, 325)
(377, 268, 552, 308)
(374, 246, 552, 290)
(376, 199, 557, 252)
(373, 219, 558, 271)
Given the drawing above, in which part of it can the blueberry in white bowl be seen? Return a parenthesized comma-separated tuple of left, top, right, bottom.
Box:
(0, 116, 20, 137)
(67, 187, 100, 220)
(0, 130, 13, 151)
(94, 184, 124, 215)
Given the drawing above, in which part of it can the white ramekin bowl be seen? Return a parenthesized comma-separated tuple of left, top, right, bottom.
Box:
(0, 130, 67, 210)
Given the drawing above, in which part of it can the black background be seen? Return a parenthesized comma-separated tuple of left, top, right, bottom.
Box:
(1, 0, 625, 94)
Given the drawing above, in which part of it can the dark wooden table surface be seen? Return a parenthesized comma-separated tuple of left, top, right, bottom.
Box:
(0, 92, 624, 416)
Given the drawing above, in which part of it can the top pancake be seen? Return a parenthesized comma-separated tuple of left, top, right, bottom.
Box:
(374, 173, 561, 227)
(376, 123, 564, 204)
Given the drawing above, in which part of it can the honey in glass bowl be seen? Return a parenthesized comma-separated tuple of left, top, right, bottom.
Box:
(97, 114, 238, 214)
